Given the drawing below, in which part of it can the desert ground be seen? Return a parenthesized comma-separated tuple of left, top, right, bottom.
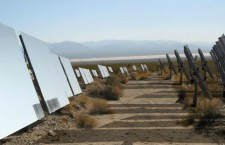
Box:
(2, 73, 225, 145)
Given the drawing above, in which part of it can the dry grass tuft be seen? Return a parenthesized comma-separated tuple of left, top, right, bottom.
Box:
(89, 98, 114, 115)
(178, 81, 224, 131)
(136, 72, 149, 80)
(63, 94, 114, 117)
(87, 76, 124, 100)
(130, 72, 137, 80)
(74, 95, 92, 109)
(184, 94, 194, 107)
(196, 97, 223, 113)
(161, 68, 169, 79)
(106, 75, 122, 88)
(178, 113, 195, 127)
(180, 95, 224, 131)
(119, 75, 128, 84)
(75, 113, 97, 129)
(182, 84, 195, 91)
(87, 81, 105, 98)
(172, 74, 180, 82)
(59, 117, 69, 125)
(103, 85, 123, 100)
(177, 84, 195, 107)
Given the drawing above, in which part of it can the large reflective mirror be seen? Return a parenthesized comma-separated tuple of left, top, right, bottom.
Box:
(86, 69, 94, 83)
(98, 65, 106, 78)
(75, 69, 81, 78)
(79, 68, 88, 84)
(103, 65, 110, 77)
(20, 32, 70, 113)
(120, 67, 125, 74)
(0, 24, 44, 139)
(59, 57, 82, 96)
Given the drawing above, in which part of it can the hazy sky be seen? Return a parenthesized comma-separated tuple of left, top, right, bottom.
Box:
(0, 0, 224, 43)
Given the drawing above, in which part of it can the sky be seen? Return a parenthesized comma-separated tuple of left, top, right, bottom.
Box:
(0, 0, 224, 43)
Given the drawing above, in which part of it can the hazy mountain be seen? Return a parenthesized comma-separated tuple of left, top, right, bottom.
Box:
(48, 40, 212, 59)
(49, 41, 94, 58)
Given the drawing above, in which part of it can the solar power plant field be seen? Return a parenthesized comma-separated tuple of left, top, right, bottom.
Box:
(2, 1, 225, 144)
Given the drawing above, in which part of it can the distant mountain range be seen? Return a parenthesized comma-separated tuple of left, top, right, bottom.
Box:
(48, 40, 213, 59)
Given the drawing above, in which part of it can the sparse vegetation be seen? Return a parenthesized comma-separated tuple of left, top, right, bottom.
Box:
(103, 85, 123, 100)
(87, 81, 105, 98)
(130, 72, 137, 80)
(89, 98, 114, 115)
(105, 75, 122, 88)
(179, 97, 224, 130)
(177, 77, 224, 132)
(130, 72, 150, 80)
(171, 74, 180, 82)
(119, 75, 128, 84)
(75, 113, 97, 129)
(177, 85, 224, 130)
(87, 75, 124, 100)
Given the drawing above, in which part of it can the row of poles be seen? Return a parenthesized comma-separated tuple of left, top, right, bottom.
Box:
(159, 45, 216, 107)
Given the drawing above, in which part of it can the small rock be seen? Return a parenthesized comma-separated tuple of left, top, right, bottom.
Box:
(48, 130, 56, 136)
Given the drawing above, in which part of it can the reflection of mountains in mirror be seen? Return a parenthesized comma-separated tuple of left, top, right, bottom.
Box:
(48, 40, 212, 59)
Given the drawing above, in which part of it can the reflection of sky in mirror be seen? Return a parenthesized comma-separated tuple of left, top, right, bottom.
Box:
(0, 24, 41, 139)
(20, 33, 71, 113)
(87, 69, 94, 83)
(98, 65, 106, 78)
(79, 68, 88, 84)
(60, 57, 82, 95)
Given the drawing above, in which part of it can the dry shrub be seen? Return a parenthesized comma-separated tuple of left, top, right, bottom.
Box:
(136, 72, 149, 80)
(73, 95, 114, 115)
(162, 68, 169, 79)
(181, 96, 224, 131)
(178, 113, 195, 127)
(119, 75, 128, 84)
(63, 102, 75, 114)
(172, 74, 180, 82)
(106, 75, 121, 87)
(195, 97, 223, 131)
(60, 117, 69, 125)
(103, 85, 123, 100)
(75, 113, 97, 129)
(88, 76, 124, 100)
(178, 84, 195, 107)
(184, 94, 194, 107)
(182, 84, 195, 91)
(61, 95, 91, 117)
(89, 98, 114, 115)
(87, 81, 105, 98)
(180, 97, 224, 129)
(130, 72, 137, 80)
(75, 95, 92, 109)
(196, 97, 223, 113)
(62, 94, 114, 117)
